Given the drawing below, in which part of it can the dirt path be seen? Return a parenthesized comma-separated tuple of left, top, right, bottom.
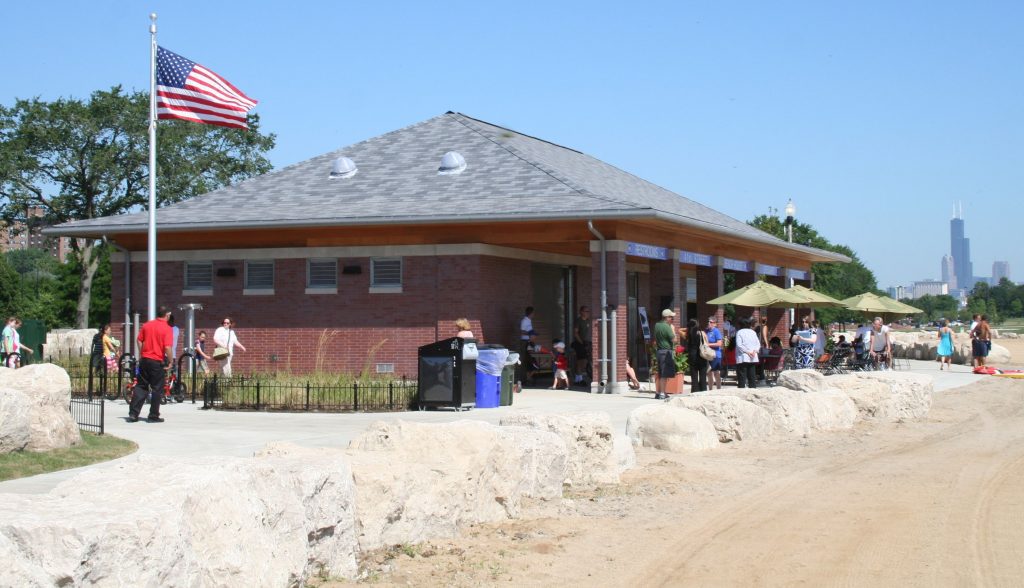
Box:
(335, 376, 1024, 587)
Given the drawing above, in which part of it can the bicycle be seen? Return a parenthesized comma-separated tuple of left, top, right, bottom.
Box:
(115, 353, 137, 402)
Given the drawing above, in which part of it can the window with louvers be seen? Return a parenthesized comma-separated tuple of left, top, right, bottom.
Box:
(245, 260, 274, 289)
(308, 259, 337, 288)
(185, 262, 212, 290)
(371, 258, 402, 287)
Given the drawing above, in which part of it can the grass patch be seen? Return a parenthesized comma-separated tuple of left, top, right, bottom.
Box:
(0, 432, 137, 482)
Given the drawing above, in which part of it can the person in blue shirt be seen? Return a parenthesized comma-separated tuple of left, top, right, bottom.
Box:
(705, 316, 724, 390)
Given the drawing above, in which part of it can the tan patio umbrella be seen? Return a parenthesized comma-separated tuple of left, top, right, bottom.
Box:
(840, 292, 896, 314)
(706, 280, 808, 308)
(878, 296, 924, 314)
(786, 284, 846, 308)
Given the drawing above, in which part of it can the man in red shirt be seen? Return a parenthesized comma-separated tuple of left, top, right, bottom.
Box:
(129, 305, 174, 423)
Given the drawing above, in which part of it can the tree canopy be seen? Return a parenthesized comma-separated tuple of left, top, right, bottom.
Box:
(0, 86, 275, 327)
(748, 214, 880, 324)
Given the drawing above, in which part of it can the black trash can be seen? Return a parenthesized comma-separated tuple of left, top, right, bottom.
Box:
(500, 352, 519, 406)
(417, 337, 478, 410)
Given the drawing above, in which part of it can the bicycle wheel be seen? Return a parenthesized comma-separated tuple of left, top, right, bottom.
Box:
(173, 380, 187, 403)
(121, 374, 135, 403)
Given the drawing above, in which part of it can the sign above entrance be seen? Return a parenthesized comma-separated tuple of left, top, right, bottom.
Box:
(722, 257, 752, 272)
(625, 242, 668, 260)
(756, 263, 781, 277)
(787, 269, 809, 280)
(678, 250, 713, 267)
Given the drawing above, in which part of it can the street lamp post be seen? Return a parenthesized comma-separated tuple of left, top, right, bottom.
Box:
(785, 199, 796, 325)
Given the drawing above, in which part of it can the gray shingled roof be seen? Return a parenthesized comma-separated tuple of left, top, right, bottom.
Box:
(49, 112, 846, 262)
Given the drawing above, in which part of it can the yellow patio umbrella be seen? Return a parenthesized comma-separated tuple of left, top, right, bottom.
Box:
(840, 292, 897, 314)
(706, 280, 808, 308)
(878, 296, 924, 314)
(786, 284, 846, 308)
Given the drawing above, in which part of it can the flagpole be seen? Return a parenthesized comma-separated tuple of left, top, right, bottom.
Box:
(147, 13, 158, 321)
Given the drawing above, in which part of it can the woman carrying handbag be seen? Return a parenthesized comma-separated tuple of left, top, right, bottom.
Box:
(686, 319, 709, 393)
(213, 317, 247, 377)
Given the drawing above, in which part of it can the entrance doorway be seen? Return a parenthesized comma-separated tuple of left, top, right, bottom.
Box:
(530, 263, 574, 346)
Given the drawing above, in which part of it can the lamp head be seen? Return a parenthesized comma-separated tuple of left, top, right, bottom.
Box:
(785, 199, 796, 218)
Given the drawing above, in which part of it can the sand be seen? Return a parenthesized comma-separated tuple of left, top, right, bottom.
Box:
(327, 368, 1024, 586)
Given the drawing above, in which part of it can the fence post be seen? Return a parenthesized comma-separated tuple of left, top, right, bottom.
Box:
(99, 393, 105, 435)
(256, 381, 261, 410)
(389, 381, 394, 410)
(305, 382, 310, 411)
(87, 361, 94, 401)
(353, 381, 359, 412)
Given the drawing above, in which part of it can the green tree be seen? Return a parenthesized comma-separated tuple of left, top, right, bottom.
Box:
(0, 87, 275, 328)
(748, 215, 880, 324)
(0, 253, 24, 319)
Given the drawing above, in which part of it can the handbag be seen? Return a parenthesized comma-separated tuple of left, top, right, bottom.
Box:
(699, 331, 716, 361)
(212, 346, 230, 360)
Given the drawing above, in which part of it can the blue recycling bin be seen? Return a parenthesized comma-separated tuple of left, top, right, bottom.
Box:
(475, 347, 509, 409)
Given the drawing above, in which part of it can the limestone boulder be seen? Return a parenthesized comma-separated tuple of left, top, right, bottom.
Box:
(669, 394, 774, 442)
(0, 364, 80, 452)
(829, 372, 933, 421)
(0, 389, 31, 453)
(499, 411, 620, 487)
(804, 389, 859, 431)
(0, 454, 359, 585)
(346, 420, 567, 550)
(44, 328, 98, 358)
(625, 404, 719, 452)
(777, 369, 832, 393)
(722, 388, 813, 437)
(988, 343, 1012, 364)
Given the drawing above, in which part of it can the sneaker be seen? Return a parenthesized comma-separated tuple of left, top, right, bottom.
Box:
(654, 393, 667, 400)
(146, 416, 165, 423)
(126, 416, 139, 423)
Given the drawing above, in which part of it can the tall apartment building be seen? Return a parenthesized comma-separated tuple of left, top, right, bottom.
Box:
(0, 206, 71, 262)
(992, 261, 1010, 283)
(912, 279, 949, 299)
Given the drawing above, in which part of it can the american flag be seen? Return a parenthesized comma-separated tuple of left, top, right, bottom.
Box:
(155, 46, 257, 130)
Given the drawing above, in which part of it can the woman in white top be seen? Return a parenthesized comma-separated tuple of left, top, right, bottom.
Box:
(213, 317, 247, 377)
(734, 317, 761, 389)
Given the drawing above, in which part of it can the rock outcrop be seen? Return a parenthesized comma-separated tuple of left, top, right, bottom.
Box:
(625, 404, 719, 452)
(669, 394, 774, 442)
(724, 388, 813, 437)
(803, 390, 859, 431)
(0, 363, 80, 453)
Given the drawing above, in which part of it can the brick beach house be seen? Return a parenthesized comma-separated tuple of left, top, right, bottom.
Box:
(49, 112, 846, 391)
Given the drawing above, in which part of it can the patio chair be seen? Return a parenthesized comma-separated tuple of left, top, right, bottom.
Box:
(815, 348, 851, 375)
(761, 349, 785, 386)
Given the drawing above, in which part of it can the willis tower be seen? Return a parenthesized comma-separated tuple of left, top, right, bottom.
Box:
(950, 202, 973, 293)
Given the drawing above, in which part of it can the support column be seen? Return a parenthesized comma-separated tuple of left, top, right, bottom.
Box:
(767, 272, 790, 343)
(591, 242, 629, 393)
(732, 269, 757, 322)
(696, 258, 725, 325)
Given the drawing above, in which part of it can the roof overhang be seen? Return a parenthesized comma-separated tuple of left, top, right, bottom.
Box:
(46, 208, 849, 265)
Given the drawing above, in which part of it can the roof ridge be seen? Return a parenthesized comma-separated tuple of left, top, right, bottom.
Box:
(447, 113, 646, 211)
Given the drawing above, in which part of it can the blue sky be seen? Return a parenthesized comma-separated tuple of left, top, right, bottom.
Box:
(3, 1, 1021, 289)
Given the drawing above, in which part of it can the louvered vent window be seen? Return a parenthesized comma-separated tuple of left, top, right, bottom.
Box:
(371, 258, 402, 287)
(185, 262, 213, 290)
(308, 259, 337, 288)
(245, 260, 274, 289)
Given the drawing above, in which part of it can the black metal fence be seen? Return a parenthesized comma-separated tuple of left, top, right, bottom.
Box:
(202, 375, 418, 412)
(69, 397, 104, 434)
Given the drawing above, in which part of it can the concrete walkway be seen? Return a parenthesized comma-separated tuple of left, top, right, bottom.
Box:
(0, 360, 984, 495)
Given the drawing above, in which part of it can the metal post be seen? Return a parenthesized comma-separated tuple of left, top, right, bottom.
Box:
(146, 13, 158, 321)
(609, 307, 618, 394)
(178, 303, 203, 376)
(132, 312, 141, 358)
(587, 221, 608, 392)
(353, 382, 359, 412)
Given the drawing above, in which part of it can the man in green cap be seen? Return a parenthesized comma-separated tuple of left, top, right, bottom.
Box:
(654, 308, 678, 400)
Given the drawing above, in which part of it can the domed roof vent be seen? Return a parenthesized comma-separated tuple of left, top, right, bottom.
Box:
(437, 151, 466, 175)
(329, 156, 357, 179)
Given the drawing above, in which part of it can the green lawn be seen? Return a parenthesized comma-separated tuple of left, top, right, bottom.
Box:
(0, 432, 137, 482)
